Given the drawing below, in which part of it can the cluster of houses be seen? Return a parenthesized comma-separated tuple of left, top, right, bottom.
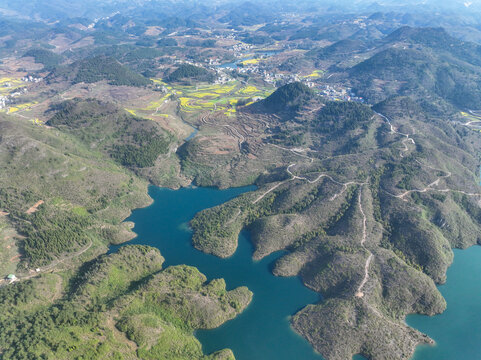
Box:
(214, 33, 236, 41)
(0, 75, 41, 110)
(207, 58, 222, 66)
(21, 75, 42, 83)
(2, 267, 41, 286)
(214, 71, 234, 84)
(231, 42, 253, 57)
(0, 87, 28, 110)
(0, 96, 8, 109)
(318, 84, 364, 102)
(177, 54, 364, 104)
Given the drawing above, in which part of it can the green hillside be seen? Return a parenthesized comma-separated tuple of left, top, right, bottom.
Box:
(255, 82, 314, 113)
(47, 98, 172, 169)
(0, 245, 250, 360)
(167, 64, 215, 83)
(49, 56, 151, 87)
(349, 27, 481, 108)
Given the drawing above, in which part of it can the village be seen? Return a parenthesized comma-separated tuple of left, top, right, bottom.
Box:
(0, 75, 42, 111)
(207, 54, 364, 103)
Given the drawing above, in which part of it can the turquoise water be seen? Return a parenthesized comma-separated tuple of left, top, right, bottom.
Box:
(123, 186, 322, 360)
(121, 185, 481, 360)
(407, 246, 481, 360)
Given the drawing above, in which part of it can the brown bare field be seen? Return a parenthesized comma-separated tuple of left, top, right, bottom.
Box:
(0, 56, 43, 75)
(197, 134, 238, 155)
(145, 26, 162, 36)
(62, 82, 155, 105)
(48, 34, 88, 53)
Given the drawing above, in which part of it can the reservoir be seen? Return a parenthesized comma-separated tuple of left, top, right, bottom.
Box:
(407, 246, 481, 360)
(124, 186, 322, 360)
(122, 185, 481, 360)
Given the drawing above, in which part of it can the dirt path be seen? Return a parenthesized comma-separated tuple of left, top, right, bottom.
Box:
(355, 188, 373, 298)
(26, 200, 44, 214)
(253, 180, 290, 204)
(375, 112, 481, 200)
(356, 254, 373, 298)
(270, 143, 315, 162)
(254, 143, 367, 206)
(399, 138, 415, 158)
(375, 111, 416, 158)
(358, 192, 367, 246)
(287, 164, 326, 183)
(376, 111, 415, 140)
(15, 240, 93, 283)
(390, 163, 480, 200)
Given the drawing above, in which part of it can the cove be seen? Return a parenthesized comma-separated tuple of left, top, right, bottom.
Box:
(407, 246, 481, 360)
(122, 185, 322, 360)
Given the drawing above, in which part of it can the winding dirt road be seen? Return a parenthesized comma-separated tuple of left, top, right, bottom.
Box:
(375, 111, 416, 158)
(3, 240, 93, 287)
(355, 188, 373, 298)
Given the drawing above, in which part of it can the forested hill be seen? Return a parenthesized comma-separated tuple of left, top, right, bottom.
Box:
(348, 27, 481, 108)
(1, 6, 481, 360)
(383, 26, 481, 67)
(48, 56, 151, 87)
(166, 63, 215, 83)
(23, 49, 64, 70)
(253, 81, 314, 113)
(47, 98, 171, 169)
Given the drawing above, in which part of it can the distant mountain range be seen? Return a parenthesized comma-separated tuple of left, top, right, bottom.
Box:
(1, 0, 480, 22)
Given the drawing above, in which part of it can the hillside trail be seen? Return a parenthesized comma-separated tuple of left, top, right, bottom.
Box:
(375, 112, 480, 200)
(4, 240, 94, 287)
(256, 111, 479, 300)
(387, 158, 480, 200)
(253, 145, 365, 204)
(355, 188, 373, 298)
(374, 111, 416, 158)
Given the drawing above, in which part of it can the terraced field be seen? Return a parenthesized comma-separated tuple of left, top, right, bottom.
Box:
(303, 70, 324, 78)
(0, 77, 25, 95)
(176, 82, 272, 115)
(124, 79, 273, 118)
(460, 111, 481, 131)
